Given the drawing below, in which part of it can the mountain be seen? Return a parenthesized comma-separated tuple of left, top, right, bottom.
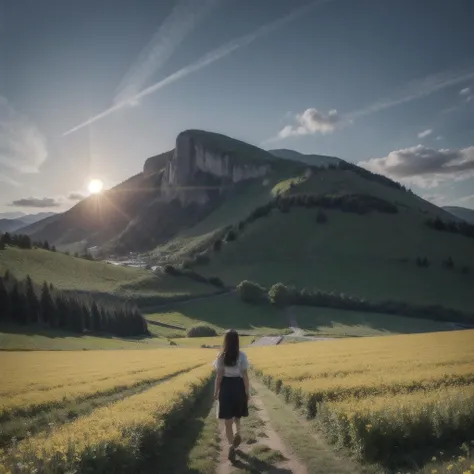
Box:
(0, 212, 56, 234)
(443, 206, 474, 224)
(0, 218, 27, 233)
(269, 149, 341, 167)
(22, 129, 474, 312)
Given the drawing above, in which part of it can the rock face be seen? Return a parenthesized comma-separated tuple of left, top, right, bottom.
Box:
(143, 150, 173, 176)
(160, 131, 270, 204)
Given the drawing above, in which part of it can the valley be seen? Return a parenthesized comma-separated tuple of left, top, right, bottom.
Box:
(1, 129, 473, 473)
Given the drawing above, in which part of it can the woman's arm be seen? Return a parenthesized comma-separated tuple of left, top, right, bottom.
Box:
(242, 369, 250, 400)
(214, 367, 224, 400)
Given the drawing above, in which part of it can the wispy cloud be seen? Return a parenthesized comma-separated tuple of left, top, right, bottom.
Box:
(114, 0, 221, 106)
(10, 197, 61, 208)
(0, 174, 21, 187)
(359, 145, 474, 188)
(418, 129, 433, 139)
(0, 96, 48, 173)
(348, 65, 474, 120)
(68, 193, 86, 201)
(63, 0, 333, 136)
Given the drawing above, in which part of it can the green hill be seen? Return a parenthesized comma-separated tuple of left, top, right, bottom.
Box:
(0, 247, 215, 302)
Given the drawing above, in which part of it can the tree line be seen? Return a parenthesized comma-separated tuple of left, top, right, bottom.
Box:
(425, 217, 474, 240)
(237, 280, 474, 325)
(0, 272, 148, 337)
(0, 232, 56, 252)
(182, 193, 397, 269)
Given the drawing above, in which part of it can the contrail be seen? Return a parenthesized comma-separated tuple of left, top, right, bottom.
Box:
(63, 0, 333, 137)
(347, 65, 474, 120)
(114, 0, 221, 105)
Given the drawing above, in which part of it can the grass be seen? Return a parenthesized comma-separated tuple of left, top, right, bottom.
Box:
(144, 293, 289, 336)
(0, 247, 216, 301)
(147, 382, 220, 474)
(170, 336, 254, 347)
(200, 208, 474, 312)
(0, 324, 170, 350)
(252, 380, 369, 474)
(294, 306, 449, 337)
(144, 293, 454, 340)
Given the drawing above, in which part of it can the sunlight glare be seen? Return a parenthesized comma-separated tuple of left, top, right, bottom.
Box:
(88, 179, 104, 195)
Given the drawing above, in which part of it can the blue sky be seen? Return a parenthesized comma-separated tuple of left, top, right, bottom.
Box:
(1, 0, 473, 213)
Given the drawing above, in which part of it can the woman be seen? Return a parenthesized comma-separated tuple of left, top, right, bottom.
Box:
(213, 329, 250, 463)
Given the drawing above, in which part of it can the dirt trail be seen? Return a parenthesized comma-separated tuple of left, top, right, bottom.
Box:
(216, 388, 307, 474)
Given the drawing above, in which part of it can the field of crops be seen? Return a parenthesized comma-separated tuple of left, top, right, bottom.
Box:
(248, 330, 474, 467)
(0, 349, 214, 473)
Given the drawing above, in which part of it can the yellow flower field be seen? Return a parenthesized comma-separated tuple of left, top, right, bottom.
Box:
(0, 349, 213, 420)
(248, 330, 474, 464)
(0, 352, 213, 473)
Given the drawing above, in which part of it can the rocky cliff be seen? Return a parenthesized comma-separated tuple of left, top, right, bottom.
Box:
(159, 131, 271, 204)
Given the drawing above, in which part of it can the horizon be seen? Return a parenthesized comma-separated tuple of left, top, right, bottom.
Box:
(1, 0, 474, 213)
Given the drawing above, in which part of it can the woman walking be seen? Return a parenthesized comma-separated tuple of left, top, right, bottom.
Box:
(213, 329, 250, 463)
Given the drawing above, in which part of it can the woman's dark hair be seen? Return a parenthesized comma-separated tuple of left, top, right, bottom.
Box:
(221, 329, 239, 366)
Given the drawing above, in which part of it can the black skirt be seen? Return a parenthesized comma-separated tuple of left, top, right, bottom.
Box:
(218, 376, 249, 419)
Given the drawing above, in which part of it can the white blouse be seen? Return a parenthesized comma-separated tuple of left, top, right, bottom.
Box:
(213, 351, 249, 377)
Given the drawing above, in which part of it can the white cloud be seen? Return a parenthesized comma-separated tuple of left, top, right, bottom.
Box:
(63, 0, 334, 136)
(460, 87, 471, 96)
(358, 145, 474, 188)
(418, 129, 433, 139)
(436, 135, 443, 140)
(10, 197, 61, 208)
(0, 174, 20, 187)
(0, 96, 48, 173)
(277, 108, 342, 138)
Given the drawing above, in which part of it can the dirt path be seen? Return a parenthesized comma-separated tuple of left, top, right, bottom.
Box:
(252, 380, 367, 474)
(216, 386, 307, 474)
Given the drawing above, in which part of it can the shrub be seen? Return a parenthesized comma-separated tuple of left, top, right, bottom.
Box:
(163, 265, 181, 276)
(268, 283, 294, 307)
(208, 276, 224, 288)
(461, 265, 470, 275)
(225, 229, 237, 242)
(186, 324, 218, 337)
(237, 280, 267, 303)
(443, 256, 454, 269)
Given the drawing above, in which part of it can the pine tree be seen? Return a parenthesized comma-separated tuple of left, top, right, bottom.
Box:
(10, 282, 27, 324)
(91, 301, 101, 332)
(0, 277, 10, 321)
(0, 238, 4, 251)
(40, 282, 56, 326)
(25, 276, 39, 323)
(51, 245, 56, 252)
(55, 294, 69, 328)
(43, 240, 50, 251)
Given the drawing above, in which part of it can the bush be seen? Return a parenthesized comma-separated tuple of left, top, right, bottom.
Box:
(186, 324, 218, 337)
(237, 280, 267, 303)
(268, 283, 294, 307)
(163, 265, 181, 276)
(208, 276, 224, 288)
(443, 256, 454, 269)
(225, 229, 237, 242)
(461, 265, 470, 275)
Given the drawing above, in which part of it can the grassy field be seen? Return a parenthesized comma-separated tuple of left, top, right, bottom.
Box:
(0, 247, 215, 300)
(144, 292, 452, 338)
(248, 330, 474, 469)
(200, 208, 474, 312)
(0, 325, 172, 350)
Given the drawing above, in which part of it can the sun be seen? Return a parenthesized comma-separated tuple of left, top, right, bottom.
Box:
(88, 179, 104, 195)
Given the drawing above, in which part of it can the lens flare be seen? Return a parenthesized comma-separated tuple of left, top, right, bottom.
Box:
(88, 179, 103, 194)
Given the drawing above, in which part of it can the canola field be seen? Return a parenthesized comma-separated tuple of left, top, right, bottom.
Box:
(0, 349, 214, 473)
(248, 330, 474, 466)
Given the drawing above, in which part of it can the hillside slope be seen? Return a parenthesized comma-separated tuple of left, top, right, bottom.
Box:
(269, 148, 341, 167)
(443, 206, 474, 224)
